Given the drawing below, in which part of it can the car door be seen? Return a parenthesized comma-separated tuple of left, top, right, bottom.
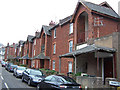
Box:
(49, 77, 58, 89)
(40, 76, 53, 88)
(23, 69, 29, 81)
(25, 69, 30, 81)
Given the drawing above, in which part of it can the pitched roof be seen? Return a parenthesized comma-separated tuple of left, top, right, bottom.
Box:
(60, 44, 116, 58)
(20, 54, 30, 60)
(33, 53, 50, 59)
(71, 0, 120, 22)
(27, 35, 34, 42)
(19, 40, 25, 45)
(42, 25, 52, 35)
(81, 1, 120, 19)
(39, 25, 52, 37)
(59, 15, 73, 25)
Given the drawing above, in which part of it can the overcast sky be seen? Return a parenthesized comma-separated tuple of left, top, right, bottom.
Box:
(0, 0, 119, 46)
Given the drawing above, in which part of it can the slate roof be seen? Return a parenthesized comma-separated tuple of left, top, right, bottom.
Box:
(39, 25, 52, 37)
(60, 44, 116, 58)
(81, 0, 120, 19)
(20, 54, 30, 60)
(42, 25, 52, 35)
(59, 15, 73, 25)
(33, 53, 50, 59)
(27, 35, 34, 43)
(19, 40, 25, 45)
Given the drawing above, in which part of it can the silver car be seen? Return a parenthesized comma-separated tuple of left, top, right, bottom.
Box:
(13, 66, 27, 78)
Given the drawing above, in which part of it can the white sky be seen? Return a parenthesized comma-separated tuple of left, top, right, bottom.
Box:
(0, 0, 119, 46)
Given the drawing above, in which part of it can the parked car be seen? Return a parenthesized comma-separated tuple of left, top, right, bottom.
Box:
(1, 61, 6, 67)
(37, 75, 82, 90)
(5, 63, 13, 70)
(13, 66, 27, 78)
(8, 65, 18, 72)
(22, 69, 45, 86)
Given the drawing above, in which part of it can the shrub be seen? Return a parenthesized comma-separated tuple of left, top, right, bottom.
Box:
(75, 72, 81, 76)
(19, 64, 27, 67)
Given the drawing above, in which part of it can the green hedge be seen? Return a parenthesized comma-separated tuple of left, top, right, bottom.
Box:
(39, 68, 59, 76)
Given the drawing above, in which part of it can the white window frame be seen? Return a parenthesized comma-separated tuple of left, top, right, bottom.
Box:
(69, 23, 73, 34)
(34, 49, 35, 56)
(36, 60, 38, 68)
(53, 44, 56, 54)
(54, 28, 56, 38)
(53, 60, 55, 70)
(68, 61, 72, 72)
(69, 41, 73, 52)
(34, 39, 36, 45)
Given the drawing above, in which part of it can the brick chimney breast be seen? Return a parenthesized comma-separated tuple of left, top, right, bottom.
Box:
(35, 31, 40, 36)
(49, 20, 56, 27)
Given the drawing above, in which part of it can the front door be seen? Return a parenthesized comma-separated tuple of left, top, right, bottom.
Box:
(40, 59, 44, 68)
(104, 57, 113, 78)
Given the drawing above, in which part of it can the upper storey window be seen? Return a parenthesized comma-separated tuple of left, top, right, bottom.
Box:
(54, 28, 56, 38)
(69, 23, 73, 34)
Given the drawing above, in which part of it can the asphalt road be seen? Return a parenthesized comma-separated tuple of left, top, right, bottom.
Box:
(0, 64, 36, 90)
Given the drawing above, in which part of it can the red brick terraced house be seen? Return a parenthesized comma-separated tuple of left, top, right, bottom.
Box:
(16, 40, 25, 64)
(4, 1, 120, 81)
(20, 35, 34, 68)
(4, 43, 17, 62)
(32, 24, 54, 69)
(57, 1, 120, 80)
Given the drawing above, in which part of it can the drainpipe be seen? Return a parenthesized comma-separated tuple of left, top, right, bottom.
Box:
(102, 58, 105, 85)
(73, 54, 77, 74)
(59, 56, 61, 73)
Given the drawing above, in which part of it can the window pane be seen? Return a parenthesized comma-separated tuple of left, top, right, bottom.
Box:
(70, 23, 73, 34)
(69, 41, 73, 52)
(53, 44, 56, 54)
(69, 62, 72, 72)
(53, 60, 55, 70)
(54, 28, 56, 38)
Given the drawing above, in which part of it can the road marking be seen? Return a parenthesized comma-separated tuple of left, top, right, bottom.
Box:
(4, 83, 9, 90)
(1, 76, 4, 80)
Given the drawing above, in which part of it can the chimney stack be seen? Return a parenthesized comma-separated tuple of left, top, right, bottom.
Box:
(7, 43, 9, 46)
(35, 31, 40, 36)
(49, 20, 56, 27)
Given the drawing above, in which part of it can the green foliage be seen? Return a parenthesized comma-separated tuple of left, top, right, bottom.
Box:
(19, 64, 27, 67)
(75, 72, 81, 76)
(39, 68, 59, 76)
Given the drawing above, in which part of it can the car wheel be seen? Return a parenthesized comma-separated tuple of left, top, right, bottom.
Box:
(16, 73, 18, 78)
(28, 79, 31, 86)
(22, 77, 24, 82)
(37, 84, 40, 90)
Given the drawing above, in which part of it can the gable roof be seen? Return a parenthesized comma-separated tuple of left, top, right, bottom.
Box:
(59, 15, 73, 25)
(71, 0, 120, 22)
(39, 25, 52, 37)
(27, 35, 34, 43)
(60, 44, 116, 58)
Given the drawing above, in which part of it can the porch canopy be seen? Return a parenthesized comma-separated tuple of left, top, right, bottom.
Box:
(59, 44, 116, 78)
(33, 53, 50, 59)
(59, 44, 116, 58)
(20, 54, 30, 60)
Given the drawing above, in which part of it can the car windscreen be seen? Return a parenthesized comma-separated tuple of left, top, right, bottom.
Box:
(17, 67, 26, 70)
(62, 77, 77, 84)
(11, 65, 17, 68)
(30, 70, 42, 76)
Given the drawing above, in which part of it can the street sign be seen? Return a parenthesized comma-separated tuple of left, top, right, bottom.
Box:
(109, 81, 120, 87)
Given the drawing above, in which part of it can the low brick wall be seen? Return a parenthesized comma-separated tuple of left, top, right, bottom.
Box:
(76, 76, 118, 89)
